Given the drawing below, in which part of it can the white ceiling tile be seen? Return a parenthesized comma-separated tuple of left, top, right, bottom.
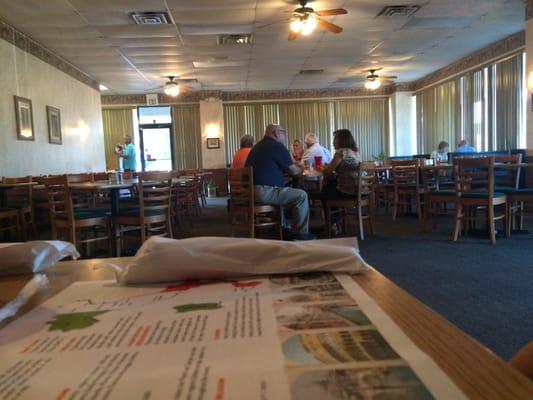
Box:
(0, 0, 525, 93)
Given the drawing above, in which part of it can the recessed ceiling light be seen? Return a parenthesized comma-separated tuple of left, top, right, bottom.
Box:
(99, 84, 108, 91)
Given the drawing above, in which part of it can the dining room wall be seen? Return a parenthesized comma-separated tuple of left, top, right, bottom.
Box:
(0, 37, 105, 177)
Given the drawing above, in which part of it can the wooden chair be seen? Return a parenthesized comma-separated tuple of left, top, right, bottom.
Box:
(113, 172, 173, 252)
(391, 159, 423, 221)
(68, 173, 96, 209)
(229, 167, 282, 239)
(2, 176, 36, 240)
(325, 161, 376, 240)
(421, 165, 456, 231)
(452, 157, 507, 244)
(0, 208, 19, 241)
(44, 175, 112, 256)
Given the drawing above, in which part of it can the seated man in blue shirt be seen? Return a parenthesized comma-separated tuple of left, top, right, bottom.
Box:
(456, 139, 476, 153)
(245, 124, 313, 240)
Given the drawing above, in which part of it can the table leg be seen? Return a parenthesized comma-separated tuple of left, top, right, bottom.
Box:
(110, 189, 120, 256)
(0, 189, 7, 208)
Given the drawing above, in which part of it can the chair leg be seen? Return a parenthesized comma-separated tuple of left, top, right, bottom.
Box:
(452, 204, 462, 241)
(326, 205, 332, 238)
(505, 201, 511, 238)
(416, 193, 422, 220)
(487, 205, 496, 244)
(392, 191, 398, 221)
(167, 214, 173, 239)
(358, 204, 364, 240)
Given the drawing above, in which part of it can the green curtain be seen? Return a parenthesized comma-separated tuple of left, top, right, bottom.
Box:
(493, 54, 523, 150)
(172, 104, 202, 169)
(278, 102, 332, 149)
(334, 98, 389, 160)
(461, 69, 487, 151)
(101, 108, 134, 170)
(416, 80, 461, 154)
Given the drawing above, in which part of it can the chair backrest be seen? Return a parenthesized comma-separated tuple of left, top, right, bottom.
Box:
(493, 153, 522, 189)
(453, 157, 494, 197)
(44, 175, 74, 224)
(137, 172, 172, 219)
(229, 167, 254, 212)
(360, 161, 376, 200)
(2, 176, 33, 208)
(391, 159, 420, 187)
(93, 172, 109, 181)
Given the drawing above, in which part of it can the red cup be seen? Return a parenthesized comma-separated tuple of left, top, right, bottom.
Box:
(314, 156, 323, 168)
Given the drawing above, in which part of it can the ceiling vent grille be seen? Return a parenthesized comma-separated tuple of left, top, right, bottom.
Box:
(217, 34, 253, 45)
(299, 69, 324, 75)
(377, 5, 420, 18)
(130, 11, 173, 25)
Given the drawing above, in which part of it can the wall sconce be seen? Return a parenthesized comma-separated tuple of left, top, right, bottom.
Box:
(205, 123, 220, 139)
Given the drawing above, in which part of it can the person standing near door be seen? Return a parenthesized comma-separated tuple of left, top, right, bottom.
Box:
(115, 135, 137, 172)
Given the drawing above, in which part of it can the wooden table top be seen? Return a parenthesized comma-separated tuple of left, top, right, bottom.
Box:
(0, 182, 37, 189)
(0, 258, 532, 399)
(33, 178, 194, 191)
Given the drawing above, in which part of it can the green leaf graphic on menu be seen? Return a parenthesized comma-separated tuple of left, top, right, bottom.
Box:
(47, 311, 108, 332)
(174, 303, 221, 313)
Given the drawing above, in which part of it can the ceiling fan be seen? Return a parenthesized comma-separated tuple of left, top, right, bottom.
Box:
(364, 68, 397, 90)
(146, 76, 193, 97)
(288, 0, 347, 41)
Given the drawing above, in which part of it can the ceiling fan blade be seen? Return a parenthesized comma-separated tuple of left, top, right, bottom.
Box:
(383, 75, 398, 79)
(316, 8, 347, 17)
(288, 30, 299, 41)
(317, 18, 343, 34)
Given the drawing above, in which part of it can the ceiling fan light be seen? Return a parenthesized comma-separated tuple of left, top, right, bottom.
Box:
(301, 16, 317, 35)
(164, 83, 180, 97)
(290, 18, 302, 33)
(364, 79, 381, 90)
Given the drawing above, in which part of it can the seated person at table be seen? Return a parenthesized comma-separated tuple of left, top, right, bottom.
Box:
(115, 135, 137, 172)
(291, 139, 304, 163)
(320, 129, 362, 200)
(245, 124, 313, 240)
(431, 141, 449, 163)
(232, 134, 254, 168)
(456, 139, 476, 153)
(301, 133, 332, 168)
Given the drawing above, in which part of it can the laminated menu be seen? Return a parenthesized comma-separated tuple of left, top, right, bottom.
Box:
(0, 273, 466, 399)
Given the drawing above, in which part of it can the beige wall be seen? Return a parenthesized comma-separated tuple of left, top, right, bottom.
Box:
(200, 98, 226, 168)
(0, 38, 105, 177)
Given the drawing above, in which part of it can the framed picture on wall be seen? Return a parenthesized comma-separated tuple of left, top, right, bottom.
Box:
(46, 106, 62, 145)
(206, 137, 220, 149)
(14, 96, 34, 141)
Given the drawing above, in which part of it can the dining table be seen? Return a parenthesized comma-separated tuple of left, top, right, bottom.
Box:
(0, 256, 532, 399)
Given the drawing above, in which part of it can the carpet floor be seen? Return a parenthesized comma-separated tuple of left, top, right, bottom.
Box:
(175, 197, 533, 360)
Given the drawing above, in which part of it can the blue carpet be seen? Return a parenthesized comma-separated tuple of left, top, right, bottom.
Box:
(358, 215, 533, 360)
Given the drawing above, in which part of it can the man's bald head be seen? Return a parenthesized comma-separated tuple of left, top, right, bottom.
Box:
(264, 124, 286, 144)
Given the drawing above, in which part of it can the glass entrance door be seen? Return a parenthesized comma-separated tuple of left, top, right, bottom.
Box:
(140, 126, 173, 171)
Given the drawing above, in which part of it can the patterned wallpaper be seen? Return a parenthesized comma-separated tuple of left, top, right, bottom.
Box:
(101, 86, 395, 106)
(0, 19, 99, 91)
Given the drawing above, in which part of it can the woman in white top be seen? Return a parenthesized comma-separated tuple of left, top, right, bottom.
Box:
(431, 141, 449, 163)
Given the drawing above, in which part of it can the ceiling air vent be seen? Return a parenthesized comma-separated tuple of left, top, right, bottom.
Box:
(299, 69, 324, 75)
(377, 5, 420, 18)
(217, 34, 253, 45)
(130, 11, 173, 25)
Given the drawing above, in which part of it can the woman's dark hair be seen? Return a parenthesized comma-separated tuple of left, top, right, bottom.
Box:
(333, 129, 358, 152)
(240, 134, 254, 148)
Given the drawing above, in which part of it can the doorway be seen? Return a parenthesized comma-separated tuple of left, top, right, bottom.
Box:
(137, 107, 174, 171)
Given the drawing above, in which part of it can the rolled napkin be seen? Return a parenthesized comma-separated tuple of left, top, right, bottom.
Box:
(0, 241, 80, 276)
(102, 236, 368, 284)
